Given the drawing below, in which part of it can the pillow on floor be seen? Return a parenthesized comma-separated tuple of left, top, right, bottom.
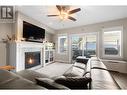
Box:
(54, 77, 92, 89)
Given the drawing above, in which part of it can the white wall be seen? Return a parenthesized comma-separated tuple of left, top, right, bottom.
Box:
(0, 23, 13, 41)
(0, 43, 7, 66)
(45, 32, 54, 42)
(54, 18, 127, 63)
(0, 23, 13, 66)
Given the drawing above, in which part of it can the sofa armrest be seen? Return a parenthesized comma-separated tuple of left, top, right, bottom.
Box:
(35, 78, 70, 90)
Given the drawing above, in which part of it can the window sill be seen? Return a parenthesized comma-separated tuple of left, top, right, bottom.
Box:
(102, 55, 123, 60)
(102, 59, 127, 64)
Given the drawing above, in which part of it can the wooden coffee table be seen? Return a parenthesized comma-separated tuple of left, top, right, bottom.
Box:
(0, 65, 15, 71)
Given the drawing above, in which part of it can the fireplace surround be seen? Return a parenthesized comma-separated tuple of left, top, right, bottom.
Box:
(8, 41, 45, 72)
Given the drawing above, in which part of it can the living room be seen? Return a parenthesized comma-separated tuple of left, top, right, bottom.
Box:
(0, 0, 127, 95)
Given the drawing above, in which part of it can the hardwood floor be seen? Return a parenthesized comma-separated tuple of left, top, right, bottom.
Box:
(110, 71, 127, 89)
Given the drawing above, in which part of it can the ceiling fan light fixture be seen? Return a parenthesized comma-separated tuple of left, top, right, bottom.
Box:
(59, 11, 69, 20)
(47, 5, 81, 21)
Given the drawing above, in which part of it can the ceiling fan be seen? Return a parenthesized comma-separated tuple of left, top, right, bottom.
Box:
(47, 5, 81, 21)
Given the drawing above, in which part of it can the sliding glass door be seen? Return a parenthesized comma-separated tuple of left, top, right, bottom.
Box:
(71, 33, 97, 61)
(71, 36, 83, 60)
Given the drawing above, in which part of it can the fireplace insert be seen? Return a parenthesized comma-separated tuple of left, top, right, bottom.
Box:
(25, 51, 41, 69)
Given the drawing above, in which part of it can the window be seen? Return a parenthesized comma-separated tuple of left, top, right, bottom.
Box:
(85, 34, 97, 57)
(71, 33, 97, 61)
(58, 35, 67, 54)
(103, 27, 123, 58)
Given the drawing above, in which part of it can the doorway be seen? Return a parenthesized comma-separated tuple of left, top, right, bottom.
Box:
(70, 33, 97, 62)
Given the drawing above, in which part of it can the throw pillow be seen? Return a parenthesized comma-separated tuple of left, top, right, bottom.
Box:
(74, 62, 86, 69)
(63, 66, 85, 77)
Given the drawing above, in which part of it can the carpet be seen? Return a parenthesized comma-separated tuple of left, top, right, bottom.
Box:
(35, 62, 73, 78)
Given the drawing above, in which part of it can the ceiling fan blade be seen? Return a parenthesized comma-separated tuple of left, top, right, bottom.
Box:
(47, 15, 59, 17)
(69, 8, 81, 14)
(56, 5, 62, 11)
(68, 16, 76, 21)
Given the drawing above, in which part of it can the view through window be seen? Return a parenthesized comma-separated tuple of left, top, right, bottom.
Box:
(103, 27, 122, 57)
(58, 35, 67, 53)
(71, 34, 97, 61)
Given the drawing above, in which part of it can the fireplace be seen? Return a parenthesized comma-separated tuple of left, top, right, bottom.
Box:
(25, 51, 41, 69)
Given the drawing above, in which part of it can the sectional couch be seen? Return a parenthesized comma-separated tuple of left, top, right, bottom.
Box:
(89, 57, 120, 89)
(0, 57, 121, 89)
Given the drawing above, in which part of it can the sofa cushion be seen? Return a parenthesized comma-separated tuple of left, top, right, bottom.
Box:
(63, 66, 85, 77)
(73, 62, 86, 69)
(52, 75, 66, 80)
(0, 69, 18, 84)
(17, 70, 49, 82)
(91, 69, 120, 89)
(55, 77, 92, 89)
(91, 60, 107, 69)
(0, 77, 46, 89)
(35, 78, 69, 89)
(0, 70, 46, 89)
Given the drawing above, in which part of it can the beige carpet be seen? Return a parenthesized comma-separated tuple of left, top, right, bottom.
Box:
(35, 62, 73, 78)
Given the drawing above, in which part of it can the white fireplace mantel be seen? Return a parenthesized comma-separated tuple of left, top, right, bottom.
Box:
(8, 41, 45, 72)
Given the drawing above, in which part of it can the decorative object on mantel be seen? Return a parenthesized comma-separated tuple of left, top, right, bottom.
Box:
(2, 34, 17, 43)
(7, 34, 17, 41)
(52, 43, 55, 49)
(45, 42, 55, 50)
(7, 35, 11, 40)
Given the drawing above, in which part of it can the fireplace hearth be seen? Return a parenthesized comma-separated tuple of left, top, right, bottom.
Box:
(25, 51, 41, 69)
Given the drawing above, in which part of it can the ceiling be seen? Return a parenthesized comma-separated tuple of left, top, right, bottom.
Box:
(17, 6, 127, 30)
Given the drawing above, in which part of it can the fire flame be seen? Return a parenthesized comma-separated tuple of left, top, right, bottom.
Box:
(28, 58, 33, 64)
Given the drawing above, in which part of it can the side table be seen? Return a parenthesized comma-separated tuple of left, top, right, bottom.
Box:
(0, 65, 15, 71)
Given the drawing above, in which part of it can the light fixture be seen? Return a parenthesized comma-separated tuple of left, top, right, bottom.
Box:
(47, 5, 81, 21)
(59, 11, 69, 20)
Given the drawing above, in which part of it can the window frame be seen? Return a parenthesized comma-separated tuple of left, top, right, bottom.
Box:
(69, 32, 98, 63)
(102, 26, 123, 59)
(58, 34, 68, 54)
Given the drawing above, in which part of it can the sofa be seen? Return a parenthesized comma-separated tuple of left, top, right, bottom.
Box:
(61, 56, 120, 89)
(0, 69, 70, 89)
(0, 57, 121, 89)
(89, 57, 120, 89)
(16, 65, 91, 89)
(0, 69, 46, 89)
